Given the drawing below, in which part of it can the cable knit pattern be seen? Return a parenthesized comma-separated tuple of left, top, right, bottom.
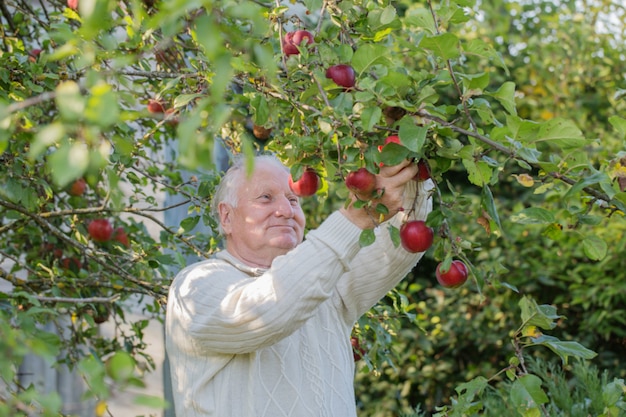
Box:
(165, 180, 433, 417)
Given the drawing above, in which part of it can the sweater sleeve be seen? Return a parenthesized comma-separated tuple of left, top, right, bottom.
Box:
(166, 211, 364, 355)
(335, 179, 434, 324)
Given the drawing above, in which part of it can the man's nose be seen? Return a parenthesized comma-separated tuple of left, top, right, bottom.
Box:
(275, 196, 295, 217)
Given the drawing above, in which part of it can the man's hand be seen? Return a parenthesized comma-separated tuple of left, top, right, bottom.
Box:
(341, 160, 418, 229)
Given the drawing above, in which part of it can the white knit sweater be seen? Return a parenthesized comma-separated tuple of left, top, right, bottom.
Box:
(165, 180, 432, 417)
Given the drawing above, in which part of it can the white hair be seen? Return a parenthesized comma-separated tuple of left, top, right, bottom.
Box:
(210, 154, 289, 235)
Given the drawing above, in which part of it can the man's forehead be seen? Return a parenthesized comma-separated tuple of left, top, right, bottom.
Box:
(238, 165, 287, 192)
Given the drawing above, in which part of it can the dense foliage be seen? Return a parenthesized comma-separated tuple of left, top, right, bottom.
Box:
(1, 0, 625, 416)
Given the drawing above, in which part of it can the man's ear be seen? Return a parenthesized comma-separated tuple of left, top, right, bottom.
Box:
(218, 202, 232, 235)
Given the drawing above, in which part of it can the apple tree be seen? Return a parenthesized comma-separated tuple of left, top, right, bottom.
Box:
(1, 0, 625, 415)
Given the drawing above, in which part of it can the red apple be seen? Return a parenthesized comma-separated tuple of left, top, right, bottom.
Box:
(164, 108, 179, 126)
(289, 168, 320, 197)
(61, 257, 81, 272)
(351, 336, 366, 362)
(147, 99, 166, 114)
(326, 64, 356, 89)
(68, 178, 87, 196)
(378, 135, 403, 166)
(88, 219, 113, 243)
(283, 30, 314, 56)
(399, 220, 434, 253)
(436, 260, 469, 288)
(415, 159, 430, 181)
(28, 49, 42, 63)
(252, 124, 272, 140)
(67, 0, 78, 10)
(113, 227, 130, 247)
(345, 168, 376, 197)
(377, 135, 401, 152)
(42, 243, 63, 259)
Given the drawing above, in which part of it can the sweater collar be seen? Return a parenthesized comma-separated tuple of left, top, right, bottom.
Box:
(214, 250, 268, 277)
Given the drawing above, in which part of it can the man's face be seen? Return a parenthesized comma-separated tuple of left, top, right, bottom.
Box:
(219, 160, 306, 268)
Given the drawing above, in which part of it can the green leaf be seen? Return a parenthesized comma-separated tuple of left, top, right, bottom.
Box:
(380, 5, 396, 25)
(133, 394, 169, 409)
(251, 94, 270, 126)
(603, 379, 626, 406)
(28, 331, 61, 362)
(48, 141, 89, 188)
(608, 115, 626, 138)
(379, 143, 411, 166)
(541, 223, 564, 240)
(174, 93, 204, 108)
(387, 224, 400, 248)
(398, 120, 428, 153)
(359, 229, 376, 247)
(582, 234, 608, 261)
(78, 355, 108, 397)
(360, 106, 382, 132)
(463, 38, 508, 73)
(490, 81, 517, 115)
(55, 81, 85, 123)
(454, 376, 489, 399)
(536, 118, 588, 149)
(85, 82, 119, 128)
(511, 374, 549, 411)
(510, 207, 556, 224)
(463, 159, 492, 187)
(519, 296, 561, 331)
(481, 185, 502, 233)
(210, 55, 234, 101)
(29, 123, 66, 160)
(404, 7, 436, 34)
(180, 216, 200, 233)
(194, 14, 222, 61)
(420, 33, 460, 60)
(368, 5, 397, 28)
(530, 335, 597, 364)
(352, 44, 389, 74)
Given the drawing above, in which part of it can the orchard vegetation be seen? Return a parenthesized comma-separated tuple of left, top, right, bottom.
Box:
(1, 0, 626, 416)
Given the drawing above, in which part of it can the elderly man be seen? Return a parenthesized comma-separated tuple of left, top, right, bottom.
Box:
(165, 153, 432, 417)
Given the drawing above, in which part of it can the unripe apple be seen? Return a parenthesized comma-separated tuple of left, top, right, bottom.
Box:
(283, 30, 314, 56)
(436, 260, 469, 288)
(68, 178, 87, 196)
(345, 168, 376, 197)
(289, 168, 320, 197)
(326, 64, 356, 89)
(88, 219, 113, 243)
(399, 220, 434, 253)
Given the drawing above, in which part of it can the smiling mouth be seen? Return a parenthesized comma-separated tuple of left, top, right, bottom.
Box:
(269, 225, 296, 231)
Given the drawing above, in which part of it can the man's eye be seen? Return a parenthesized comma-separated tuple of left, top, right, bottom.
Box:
(289, 198, 299, 205)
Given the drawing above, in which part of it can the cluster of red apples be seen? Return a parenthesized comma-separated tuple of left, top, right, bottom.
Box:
(49, 178, 129, 275)
(283, 29, 357, 89)
(68, 178, 130, 247)
(288, 131, 468, 288)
